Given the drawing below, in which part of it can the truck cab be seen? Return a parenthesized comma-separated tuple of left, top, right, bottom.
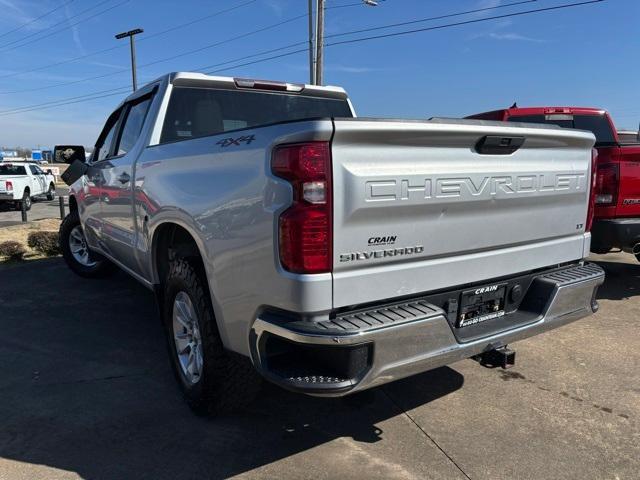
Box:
(467, 106, 640, 259)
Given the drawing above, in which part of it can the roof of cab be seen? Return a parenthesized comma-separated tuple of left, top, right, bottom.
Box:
(131, 72, 348, 102)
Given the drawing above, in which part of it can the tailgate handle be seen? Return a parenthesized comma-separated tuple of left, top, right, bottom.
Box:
(475, 135, 525, 155)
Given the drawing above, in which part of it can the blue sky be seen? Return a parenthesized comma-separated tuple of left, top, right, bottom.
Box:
(0, 0, 636, 148)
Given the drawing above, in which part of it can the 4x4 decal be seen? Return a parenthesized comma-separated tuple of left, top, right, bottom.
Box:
(216, 135, 256, 148)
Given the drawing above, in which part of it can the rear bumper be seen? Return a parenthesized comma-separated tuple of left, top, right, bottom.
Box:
(0, 193, 16, 201)
(250, 262, 604, 396)
(591, 218, 640, 251)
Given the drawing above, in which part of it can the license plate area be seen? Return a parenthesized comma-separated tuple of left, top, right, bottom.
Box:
(457, 283, 507, 328)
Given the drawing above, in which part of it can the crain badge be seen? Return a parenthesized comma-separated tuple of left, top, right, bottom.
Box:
(474, 284, 499, 295)
(340, 246, 424, 263)
(368, 236, 397, 246)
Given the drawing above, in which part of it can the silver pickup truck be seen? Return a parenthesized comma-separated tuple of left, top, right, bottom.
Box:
(60, 72, 604, 414)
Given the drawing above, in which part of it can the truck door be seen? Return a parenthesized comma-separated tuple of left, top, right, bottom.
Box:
(28, 164, 46, 195)
(97, 93, 154, 275)
(82, 107, 125, 249)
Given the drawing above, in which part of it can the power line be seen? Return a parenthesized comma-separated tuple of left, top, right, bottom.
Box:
(0, 10, 308, 95)
(0, 0, 258, 80)
(195, 41, 308, 72)
(133, 13, 308, 73)
(0, 0, 130, 52)
(139, 0, 258, 43)
(0, 0, 537, 95)
(207, 1, 601, 73)
(0, 86, 131, 116)
(0, 0, 605, 117)
(0, 0, 75, 40)
(0, 0, 531, 94)
(324, 0, 538, 39)
(325, 0, 604, 47)
(207, 47, 310, 75)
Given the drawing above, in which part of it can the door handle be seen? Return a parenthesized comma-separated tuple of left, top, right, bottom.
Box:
(117, 172, 131, 184)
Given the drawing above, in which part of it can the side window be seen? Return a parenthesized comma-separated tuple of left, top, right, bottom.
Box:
(29, 165, 39, 175)
(94, 109, 123, 162)
(116, 97, 152, 156)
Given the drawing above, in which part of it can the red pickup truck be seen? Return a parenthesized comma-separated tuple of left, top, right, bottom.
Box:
(467, 106, 640, 260)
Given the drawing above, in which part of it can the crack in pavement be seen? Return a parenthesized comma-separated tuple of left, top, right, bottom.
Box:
(381, 387, 472, 480)
(32, 371, 151, 387)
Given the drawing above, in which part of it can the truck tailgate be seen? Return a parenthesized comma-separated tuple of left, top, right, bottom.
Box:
(331, 118, 595, 307)
(0, 177, 19, 193)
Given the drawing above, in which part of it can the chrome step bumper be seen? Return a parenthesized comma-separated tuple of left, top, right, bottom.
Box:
(250, 262, 604, 396)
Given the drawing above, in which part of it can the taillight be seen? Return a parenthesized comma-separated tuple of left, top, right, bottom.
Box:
(594, 162, 619, 206)
(272, 142, 332, 274)
(5, 181, 12, 191)
(586, 148, 598, 232)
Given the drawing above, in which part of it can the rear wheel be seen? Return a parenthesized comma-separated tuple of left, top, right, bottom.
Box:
(163, 258, 260, 415)
(46, 184, 56, 201)
(16, 190, 31, 211)
(59, 210, 113, 277)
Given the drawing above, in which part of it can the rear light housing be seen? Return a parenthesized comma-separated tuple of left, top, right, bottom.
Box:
(5, 180, 12, 192)
(586, 148, 598, 232)
(272, 142, 332, 274)
(594, 162, 619, 206)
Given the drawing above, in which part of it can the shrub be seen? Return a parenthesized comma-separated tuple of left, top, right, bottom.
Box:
(27, 231, 60, 256)
(0, 241, 27, 260)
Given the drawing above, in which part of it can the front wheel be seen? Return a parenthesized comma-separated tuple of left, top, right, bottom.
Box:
(163, 258, 260, 415)
(59, 211, 113, 277)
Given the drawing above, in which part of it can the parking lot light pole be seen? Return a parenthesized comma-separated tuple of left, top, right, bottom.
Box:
(115, 28, 144, 92)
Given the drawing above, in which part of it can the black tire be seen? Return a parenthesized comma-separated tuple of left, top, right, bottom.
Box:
(59, 210, 113, 278)
(46, 184, 56, 201)
(16, 190, 31, 211)
(163, 258, 261, 415)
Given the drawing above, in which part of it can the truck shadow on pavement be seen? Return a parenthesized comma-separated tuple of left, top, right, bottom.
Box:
(592, 259, 640, 301)
(0, 258, 464, 480)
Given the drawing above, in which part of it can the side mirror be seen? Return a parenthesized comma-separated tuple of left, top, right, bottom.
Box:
(46, 169, 53, 175)
(54, 145, 86, 164)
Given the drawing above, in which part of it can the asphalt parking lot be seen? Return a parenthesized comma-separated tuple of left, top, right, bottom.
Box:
(0, 252, 638, 480)
(0, 186, 69, 227)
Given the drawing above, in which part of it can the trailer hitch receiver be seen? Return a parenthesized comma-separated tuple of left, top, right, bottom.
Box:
(478, 346, 516, 369)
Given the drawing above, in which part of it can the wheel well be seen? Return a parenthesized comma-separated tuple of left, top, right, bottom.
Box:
(153, 223, 205, 284)
(49, 182, 55, 189)
(24, 187, 30, 195)
(69, 195, 78, 213)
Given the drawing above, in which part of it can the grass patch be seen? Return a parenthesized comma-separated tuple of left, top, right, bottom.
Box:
(0, 218, 61, 262)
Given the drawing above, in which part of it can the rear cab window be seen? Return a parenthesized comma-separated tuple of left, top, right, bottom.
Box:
(160, 87, 353, 144)
(0, 165, 27, 175)
(507, 113, 616, 146)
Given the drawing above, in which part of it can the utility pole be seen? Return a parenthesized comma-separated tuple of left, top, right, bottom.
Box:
(314, 0, 325, 85)
(313, 0, 378, 85)
(308, 0, 316, 85)
(115, 28, 144, 91)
